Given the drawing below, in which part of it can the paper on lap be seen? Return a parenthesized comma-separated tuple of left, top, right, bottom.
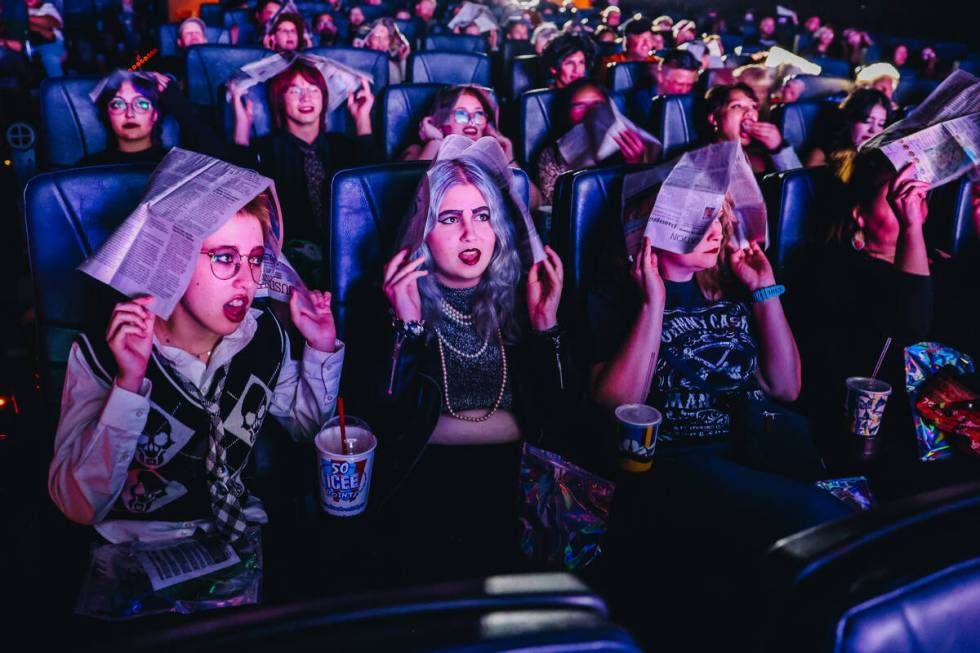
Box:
(230, 52, 373, 114)
(864, 70, 980, 188)
(79, 148, 287, 319)
(557, 101, 662, 169)
(621, 141, 767, 257)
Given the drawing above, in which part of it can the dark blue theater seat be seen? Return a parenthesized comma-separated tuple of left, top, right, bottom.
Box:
(378, 83, 499, 160)
(761, 166, 835, 276)
(771, 100, 839, 155)
(39, 77, 179, 169)
(423, 33, 486, 54)
(509, 54, 547, 103)
(24, 165, 155, 410)
(185, 45, 270, 108)
(157, 24, 231, 57)
(893, 78, 941, 108)
(811, 56, 851, 78)
(199, 2, 223, 27)
(798, 75, 854, 102)
(607, 61, 655, 93)
(408, 51, 491, 86)
(761, 481, 980, 653)
(643, 93, 698, 161)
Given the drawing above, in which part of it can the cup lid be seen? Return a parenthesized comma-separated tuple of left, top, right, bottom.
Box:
(615, 403, 663, 426)
(846, 376, 892, 393)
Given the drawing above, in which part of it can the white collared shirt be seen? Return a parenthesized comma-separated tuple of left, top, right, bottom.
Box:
(48, 308, 344, 543)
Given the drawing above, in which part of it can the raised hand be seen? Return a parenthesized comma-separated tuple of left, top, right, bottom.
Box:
(107, 296, 155, 393)
(382, 249, 427, 322)
(746, 121, 784, 151)
(485, 122, 514, 161)
(527, 246, 564, 331)
(290, 288, 337, 353)
(347, 77, 375, 135)
(887, 164, 929, 230)
(632, 237, 666, 309)
(229, 80, 254, 145)
(729, 241, 776, 291)
(418, 116, 444, 143)
(613, 128, 648, 163)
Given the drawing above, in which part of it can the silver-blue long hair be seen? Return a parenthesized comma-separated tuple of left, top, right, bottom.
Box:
(408, 158, 523, 343)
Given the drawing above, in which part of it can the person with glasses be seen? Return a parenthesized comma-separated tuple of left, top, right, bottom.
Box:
(400, 85, 513, 163)
(50, 189, 344, 543)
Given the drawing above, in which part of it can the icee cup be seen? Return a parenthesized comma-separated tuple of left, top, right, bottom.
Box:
(844, 377, 892, 438)
(314, 416, 377, 516)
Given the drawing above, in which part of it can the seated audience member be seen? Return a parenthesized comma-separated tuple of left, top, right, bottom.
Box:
(600, 6, 621, 29)
(314, 12, 339, 47)
(26, 0, 64, 78)
(177, 17, 208, 49)
(786, 150, 933, 444)
(802, 25, 834, 57)
(542, 32, 597, 88)
(802, 15, 821, 35)
(598, 16, 659, 81)
(733, 64, 775, 115)
(401, 85, 512, 162)
(770, 74, 806, 104)
(855, 62, 900, 107)
(536, 78, 652, 204)
(838, 28, 873, 67)
(805, 88, 890, 166)
(347, 5, 367, 31)
(354, 17, 410, 84)
(531, 22, 560, 55)
(264, 11, 311, 52)
(671, 19, 696, 46)
(594, 25, 617, 44)
(654, 49, 700, 95)
(411, 0, 437, 38)
(744, 15, 779, 50)
(49, 188, 343, 542)
(375, 138, 568, 580)
(915, 46, 944, 80)
(652, 14, 674, 32)
(587, 202, 851, 632)
(504, 16, 530, 41)
(79, 71, 197, 167)
(703, 82, 801, 173)
(888, 42, 909, 69)
(228, 60, 375, 262)
(231, 0, 281, 46)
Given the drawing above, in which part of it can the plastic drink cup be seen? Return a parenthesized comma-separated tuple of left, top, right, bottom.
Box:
(315, 416, 377, 516)
(615, 404, 663, 472)
(844, 377, 892, 437)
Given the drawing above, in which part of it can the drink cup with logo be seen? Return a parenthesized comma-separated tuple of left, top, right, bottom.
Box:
(615, 404, 662, 472)
(315, 416, 377, 516)
(844, 377, 892, 437)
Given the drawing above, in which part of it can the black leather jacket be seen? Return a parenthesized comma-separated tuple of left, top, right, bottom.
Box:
(370, 323, 570, 502)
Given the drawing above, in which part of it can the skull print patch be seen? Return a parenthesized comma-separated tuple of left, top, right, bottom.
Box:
(136, 403, 195, 468)
(223, 375, 273, 446)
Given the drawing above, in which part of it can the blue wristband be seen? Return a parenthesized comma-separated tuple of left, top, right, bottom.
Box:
(752, 284, 785, 303)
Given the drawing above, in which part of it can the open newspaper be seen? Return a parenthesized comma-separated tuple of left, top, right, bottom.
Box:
(230, 52, 372, 114)
(447, 2, 499, 33)
(264, 0, 301, 35)
(557, 101, 662, 170)
(764, 46, 822, 76)
(862, 70, 980, 188)
(79, 148, 305, 319)
(622, 141, 767, 257)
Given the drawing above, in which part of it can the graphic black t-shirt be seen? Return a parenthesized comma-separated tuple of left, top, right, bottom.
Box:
(588, 277, 762, 443)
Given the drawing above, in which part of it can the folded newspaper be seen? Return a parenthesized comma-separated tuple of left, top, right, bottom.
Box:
(264, 0, 301, 35)
(764, 46, 822, 76)
(862, 69, 980, 188)
(402, 135, 546, 264)
(621, 140, 768, 257)
(230, 52, 372, 114)
(447, 2, 499, 33)
(557, 101, 662, 170)
(78, 148, 305, 319)
(87, 70, 161, 103)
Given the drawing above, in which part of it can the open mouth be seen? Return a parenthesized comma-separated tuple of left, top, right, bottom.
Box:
(298, 106, 315, 113)
(703, 247, 720, 254)
(223, 296, 249, 323)
(463, 126, 478, 137)
(458, 248, 482, 266)
(122, 122, 140, 129)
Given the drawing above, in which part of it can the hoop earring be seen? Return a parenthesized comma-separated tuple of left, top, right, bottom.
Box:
(851, 229, 866, 251)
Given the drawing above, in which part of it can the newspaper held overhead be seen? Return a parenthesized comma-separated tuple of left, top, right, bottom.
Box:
(78, 148, 296, 319)
(264, 0, 301, 35)
(557, 101, 662, 170)
(87, 70, 162, 103)
(764, 47, 822, 76)
(230, 52, 372, 114)
(621, 141, 768, 257)
(447, 2, 499, 33)
(863, 70, 980, 188)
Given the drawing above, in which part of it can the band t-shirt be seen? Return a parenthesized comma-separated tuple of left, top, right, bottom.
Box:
(588, 277, 763, 443)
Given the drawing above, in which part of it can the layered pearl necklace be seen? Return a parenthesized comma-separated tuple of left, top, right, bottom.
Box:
(435, 299, 508, 423)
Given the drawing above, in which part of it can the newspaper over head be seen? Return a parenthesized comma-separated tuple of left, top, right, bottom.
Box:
(621, 140, 768, 258)
(862, 70, 980, 189)
(401, 135, 546, 265)
(557, 100, 662, 170)
(78, 148, 308, 319)
(447, 2, 499, 33)
(229, 51, 372, 115)
(264, 0, 301, 35)
(87, 70, 163, 103)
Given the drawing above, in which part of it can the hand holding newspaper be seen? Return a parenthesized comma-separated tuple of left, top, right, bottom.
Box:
(447, 2, 499, 33)
(230, 52, 372, 114)
(78, 148, 306, 318)
(863, 70, 980, 188)
(557, 101, 662, 170)
(621, 141, 768, 258)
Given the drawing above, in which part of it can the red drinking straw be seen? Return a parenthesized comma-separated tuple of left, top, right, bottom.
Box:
(338, 397, 352, 455)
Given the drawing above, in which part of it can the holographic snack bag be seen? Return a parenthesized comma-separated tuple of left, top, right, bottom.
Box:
(519, 444, 615, 571)
(75, 527, 262, 620)
(816, 476, 877, 511)
(905, 342, 975, 462)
